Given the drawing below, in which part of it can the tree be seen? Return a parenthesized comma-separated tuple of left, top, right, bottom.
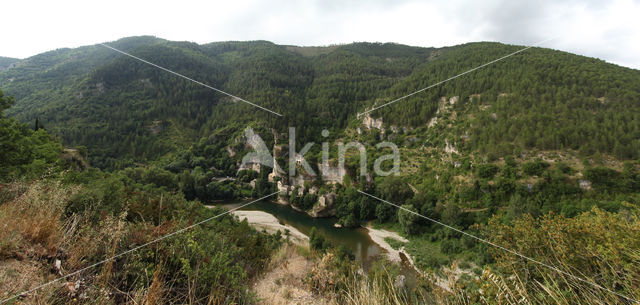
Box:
(0, 91, 62, 179)
(476, 163, 500, 179)
(375, 203, 396, 222)
(0, 90, 14, 117)
(583, 166, 620, 190)
(522, 160, 549, 176)
(309, 227, 328, 251)
(377, 176, 412, 202)
(398, 204, 420, 235)
(441, 202, 462, 227)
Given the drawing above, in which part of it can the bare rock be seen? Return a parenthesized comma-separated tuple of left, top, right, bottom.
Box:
(362, 114, 383, 130)
(309, 192, 336, 217)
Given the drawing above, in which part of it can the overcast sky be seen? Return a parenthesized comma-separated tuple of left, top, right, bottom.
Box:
(3, 0, 640, 69)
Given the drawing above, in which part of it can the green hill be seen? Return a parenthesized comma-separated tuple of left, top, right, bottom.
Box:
(0, 56, 19, 71)
(1, 37, 640, 304)
(1, 37, 639, 170)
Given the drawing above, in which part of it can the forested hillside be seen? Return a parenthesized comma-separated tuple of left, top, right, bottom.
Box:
(2, 37, 640, 304)
(2, 37, 639, 169)
(0, 57, 19, 71)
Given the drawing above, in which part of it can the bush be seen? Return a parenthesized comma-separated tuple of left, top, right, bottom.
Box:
(309, 227, 330, 251)
(476, 164, 499, 179)
(583, 166, 621, 190)
(440, 238, 463, 255)
(522, 159, 549, 176)
(556, 162, 574, 174)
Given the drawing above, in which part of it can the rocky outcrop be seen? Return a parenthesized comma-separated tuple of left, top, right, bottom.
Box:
(579, 180, 592, 190)
(445, 139, 458, 154)
(309, 192, 336, 217)
(268, 145, 286, 182)
(427, 116, 438, 128)
(362, 114, 383, 130)
(226, 146, 236, 157)
(238, 155, 262, 172)
(234, 127, 344, 217)
(276, 180, 291, 205)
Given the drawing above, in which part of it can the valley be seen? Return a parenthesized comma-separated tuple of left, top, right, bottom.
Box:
(1, 36, 639, 304)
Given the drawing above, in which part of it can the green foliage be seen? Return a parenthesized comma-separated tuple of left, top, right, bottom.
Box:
(475, 163, 499, 179)
(0, 91, 63, 180)
(398, 204, 420, 235)
(309, 227, 331, 251)
(584, 166, 621, 190)
(2, 39, 639, 178)
(123, 206, 279, 303)
(3, 38, 640, 303)
(376, 176, 412, 202)
(481, 207, 640, 304)
(383, 237, 406, 250)
(375, 203, 396, 223)
(0, 90, 15, 116)
(522, 159, 550, 176)
(556, 161, 573, 174)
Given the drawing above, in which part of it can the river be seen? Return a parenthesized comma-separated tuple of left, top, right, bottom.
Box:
(217, 200, 419, 285)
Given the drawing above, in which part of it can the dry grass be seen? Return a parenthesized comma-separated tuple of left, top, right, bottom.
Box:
(472, 265, 640, 305)
(341, 266, 444, 305)
(0, 181, 78, 304)
(142, 265, 165, 305)
(0, 181, 77, 255)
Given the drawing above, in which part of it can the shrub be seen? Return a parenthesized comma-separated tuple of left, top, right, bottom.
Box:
(522, 159, 550, 176)
(476, 164, 499, 179)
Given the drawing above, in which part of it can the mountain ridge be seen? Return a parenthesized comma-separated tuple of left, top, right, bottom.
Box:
(1, 36, 639, 169)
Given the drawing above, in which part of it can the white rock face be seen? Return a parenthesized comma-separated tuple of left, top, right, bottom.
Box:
(579, 180, 592, 190)
(445, 139, 459, 154)
(427, 116, 438, 128)
(226, 146, 236, 157)
(362, 114, 383, 130)
(309, 186, 318, 195)
(276, 180, 291, 205)
(310, 192, 336, 217)
(449, 96, 459, 105)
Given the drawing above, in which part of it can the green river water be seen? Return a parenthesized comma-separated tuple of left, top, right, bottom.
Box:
(218, 200, 419, 284)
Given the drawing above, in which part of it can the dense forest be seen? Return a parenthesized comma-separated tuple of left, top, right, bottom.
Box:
(2, 37, 639, 169)
(0, 57, 19, 71)
(1, 37, 640, 304)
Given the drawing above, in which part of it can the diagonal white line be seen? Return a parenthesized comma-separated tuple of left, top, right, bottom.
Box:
(100, 43, 283, 117)
(357, 36, 558, 118)
(0, 191, 280, 305)
(356, 189, 639, 304)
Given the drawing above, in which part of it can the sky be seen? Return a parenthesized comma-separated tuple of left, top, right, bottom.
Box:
(2, 0, 640, 69)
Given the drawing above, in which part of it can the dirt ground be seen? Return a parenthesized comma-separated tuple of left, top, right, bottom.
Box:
(252, 244, 336, 305)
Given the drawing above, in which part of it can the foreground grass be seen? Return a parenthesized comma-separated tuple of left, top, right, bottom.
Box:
(0, 179, 279, 304)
